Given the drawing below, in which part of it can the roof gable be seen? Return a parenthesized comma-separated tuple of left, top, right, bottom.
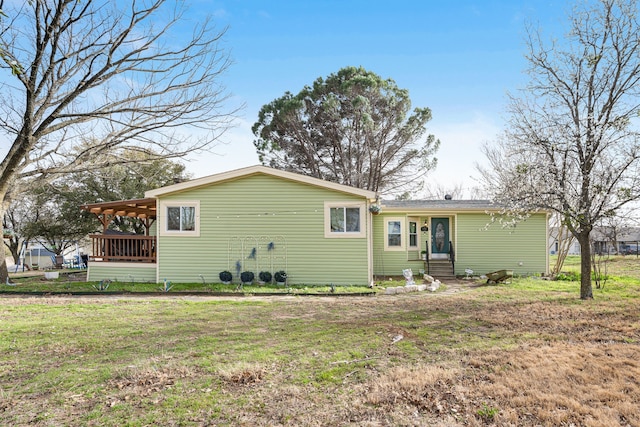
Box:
(145, 165, 378, 199)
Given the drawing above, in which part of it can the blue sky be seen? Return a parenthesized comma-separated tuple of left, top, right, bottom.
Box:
(182, 1, 568, 194)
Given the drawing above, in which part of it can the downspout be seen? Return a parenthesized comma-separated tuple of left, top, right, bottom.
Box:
(155, 198, 161, 284)
(367, 197, 376, 285)
(546, 211, 550, 275)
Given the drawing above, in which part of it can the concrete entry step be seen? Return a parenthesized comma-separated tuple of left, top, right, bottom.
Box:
(426, 260, 455, 280)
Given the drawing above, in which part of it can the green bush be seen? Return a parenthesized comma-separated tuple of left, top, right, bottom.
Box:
(274, 270, 287, 283)
(219, 271, 232, 283)
(258, 271, 272, 283)
(555, 271, 580, 281)
(240, 271, 254, 284)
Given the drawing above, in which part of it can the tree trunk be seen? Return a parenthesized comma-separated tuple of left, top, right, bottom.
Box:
(0, 243, 9, 283)
(551, 223, 572, 276)
(5, 236, 21, 265)
(0, 216, 9, 284)
(577, 232, 594, 299)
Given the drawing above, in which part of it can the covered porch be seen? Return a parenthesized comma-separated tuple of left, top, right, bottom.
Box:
(81, 198, 157, 264)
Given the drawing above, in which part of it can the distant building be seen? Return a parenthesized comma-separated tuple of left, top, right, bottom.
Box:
(549, 227, 640, 255)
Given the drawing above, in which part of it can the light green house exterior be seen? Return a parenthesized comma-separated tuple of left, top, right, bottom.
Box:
(127, 166, 376, 285)
(372, 200, 549, 278)
(88, 262, 157, 284)
(86, 166, 549, 284)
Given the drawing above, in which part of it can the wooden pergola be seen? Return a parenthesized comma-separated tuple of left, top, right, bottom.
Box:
(80, 198, 157, 235)
(80, 198, 158, 263)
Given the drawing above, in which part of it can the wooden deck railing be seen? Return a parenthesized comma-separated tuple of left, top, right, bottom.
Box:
(88, 234, 156, 263)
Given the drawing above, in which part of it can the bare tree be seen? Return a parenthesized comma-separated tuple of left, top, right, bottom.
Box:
(0, 0, 238, 281)
(420, 181, 488, 201)
(548, 212, 575, 276)
(479, 0, 640, 299)
(420, 182, 465, 200)
(3, 197, 39, 265)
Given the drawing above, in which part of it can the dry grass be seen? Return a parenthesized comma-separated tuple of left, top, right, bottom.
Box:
(360, 342, 640, 426)
(0, 274, 639, 426)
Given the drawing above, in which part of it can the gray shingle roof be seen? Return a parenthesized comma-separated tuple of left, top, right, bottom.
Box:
(381, 199, 498, 210)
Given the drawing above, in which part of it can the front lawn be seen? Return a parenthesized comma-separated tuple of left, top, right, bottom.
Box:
(0, 272, 639, 426)
(558, 253, 640, 279)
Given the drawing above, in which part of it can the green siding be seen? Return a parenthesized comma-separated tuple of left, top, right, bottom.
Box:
(455, 213, 548, 276)
(87, 263, 157, 283)
(372, 212, 547, 277)
(372, 214, 431, 277)
(156, 174, 370, 285)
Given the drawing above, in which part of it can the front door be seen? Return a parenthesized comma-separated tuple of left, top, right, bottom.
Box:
(431, 218, 450, 259)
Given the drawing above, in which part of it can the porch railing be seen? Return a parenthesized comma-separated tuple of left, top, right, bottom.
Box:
(424, 239, 429, 275)
(448, 240, 455, 274)
(88, 234, 156, 263)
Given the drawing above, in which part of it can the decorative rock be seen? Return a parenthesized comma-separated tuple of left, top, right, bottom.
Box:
(427, 280, 441, 292)
(385, 282, 434, 295)
(423, 274, 435, 283)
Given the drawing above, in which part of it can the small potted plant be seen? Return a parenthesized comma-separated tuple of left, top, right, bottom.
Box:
(369, 204, 381, 215)
(240, 271, 254, 285)
(274, 270, 287, 285)
(258, 271, 272, 285)
(421, 250, 427, 260)
(219, 270, 232, 284)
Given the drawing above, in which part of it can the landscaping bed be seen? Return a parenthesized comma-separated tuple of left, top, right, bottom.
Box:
(3, 271, 380, 296)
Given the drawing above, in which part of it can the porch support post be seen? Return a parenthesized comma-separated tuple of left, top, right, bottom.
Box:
(92, 213, 115, 233)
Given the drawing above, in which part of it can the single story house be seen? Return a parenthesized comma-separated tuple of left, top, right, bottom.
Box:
(81, 165, 549, 285)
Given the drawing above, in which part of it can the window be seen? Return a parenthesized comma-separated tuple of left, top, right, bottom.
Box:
(160, 200, 200, 236)
(330, 207, 360, 232)
(409, 220, 418, 248)
(388, 220, 402, 247)
(324, 202, 366, 238)
(167, 206, 196, 231)
(384, 217, 405, 251)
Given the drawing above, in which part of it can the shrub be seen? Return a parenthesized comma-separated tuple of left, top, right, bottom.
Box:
(555, 271, 580, 281)
(219, 271, 233, 283)
(258, 271, 272, 283)
(240, 271, 254, 284)
(274, 270, 287, 283)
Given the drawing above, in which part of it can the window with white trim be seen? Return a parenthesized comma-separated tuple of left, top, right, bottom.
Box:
(331, 207, 360, 232)
(324, 202, 366, 238)
(160, 200, 200, 236)
(388, 220, 401, 247)
(384, 217, 405, 251)
(409, 220, 418, 248)
(167, 206, 196, 231)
